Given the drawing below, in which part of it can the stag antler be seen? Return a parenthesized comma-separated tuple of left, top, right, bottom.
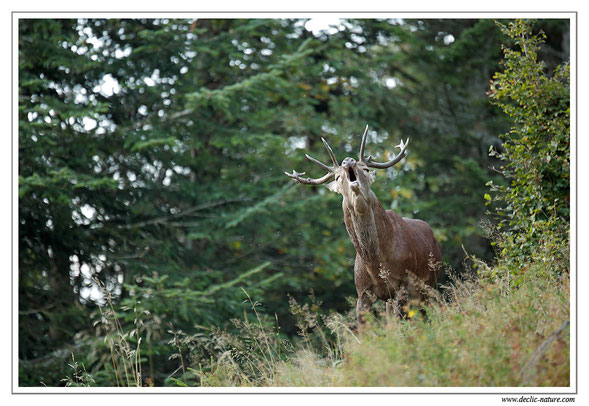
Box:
(359, 125, 409, 169)
(285, 137, 339, 185)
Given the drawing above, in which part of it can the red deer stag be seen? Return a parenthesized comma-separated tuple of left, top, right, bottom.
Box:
(285, 126, 442, 324)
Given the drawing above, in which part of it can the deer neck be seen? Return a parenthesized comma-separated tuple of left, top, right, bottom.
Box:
(342, 190, 390, 268)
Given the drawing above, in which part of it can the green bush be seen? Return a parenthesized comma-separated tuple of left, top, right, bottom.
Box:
(487, 19, 570, 284)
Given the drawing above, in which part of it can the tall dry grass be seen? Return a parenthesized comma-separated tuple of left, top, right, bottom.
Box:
(193, 262, 569, 387)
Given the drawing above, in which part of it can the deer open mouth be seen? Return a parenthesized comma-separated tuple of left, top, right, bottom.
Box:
(348, 167, 357, 182)
(348, 167, 360, 193)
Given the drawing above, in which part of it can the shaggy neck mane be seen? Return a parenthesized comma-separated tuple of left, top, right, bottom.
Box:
(343, 194, 391, 270)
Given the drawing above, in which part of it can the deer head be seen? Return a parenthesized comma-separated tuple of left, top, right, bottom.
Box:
(285, 125, 409, 212)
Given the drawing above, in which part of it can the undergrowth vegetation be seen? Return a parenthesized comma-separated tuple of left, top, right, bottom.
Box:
(182, 260, 569, 387)
(62, 255, 569, 387)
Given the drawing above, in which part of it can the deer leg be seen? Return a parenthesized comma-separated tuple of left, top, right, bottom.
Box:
(385, 300, 393, 318)
(356, 291, 374, 326)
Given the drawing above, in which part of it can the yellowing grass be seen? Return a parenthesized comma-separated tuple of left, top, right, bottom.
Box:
(197, 265, 570, 388)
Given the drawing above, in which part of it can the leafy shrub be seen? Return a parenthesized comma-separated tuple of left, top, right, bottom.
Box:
(487, 19, 570, 284)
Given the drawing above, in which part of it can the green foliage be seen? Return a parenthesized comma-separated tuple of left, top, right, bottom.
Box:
(18, 18, 309, 385)
(61, 354, 96, 387)
(487, 20, 570, 283)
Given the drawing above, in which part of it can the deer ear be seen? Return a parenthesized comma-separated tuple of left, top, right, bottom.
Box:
(369, 171, 376, 184)
(326, 180, 341, 194)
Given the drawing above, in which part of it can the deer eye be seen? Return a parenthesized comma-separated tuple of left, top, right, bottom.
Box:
(363, 168, 369, 172)
(336, 175, 341, 181)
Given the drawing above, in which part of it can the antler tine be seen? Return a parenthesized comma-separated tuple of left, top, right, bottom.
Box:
(284, 135, 338, 185)
(358, 124, 369, 162)
(365, 138, 410, 169)
(284, 170, 334, 185)
(321, 137, 339, 167)
(305, 154, 333, 172)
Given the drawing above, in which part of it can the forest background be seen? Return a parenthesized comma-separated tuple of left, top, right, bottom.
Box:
(17, 17, 571, 387)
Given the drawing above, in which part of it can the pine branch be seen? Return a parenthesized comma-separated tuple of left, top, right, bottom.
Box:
(121, 197, 251, 229)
